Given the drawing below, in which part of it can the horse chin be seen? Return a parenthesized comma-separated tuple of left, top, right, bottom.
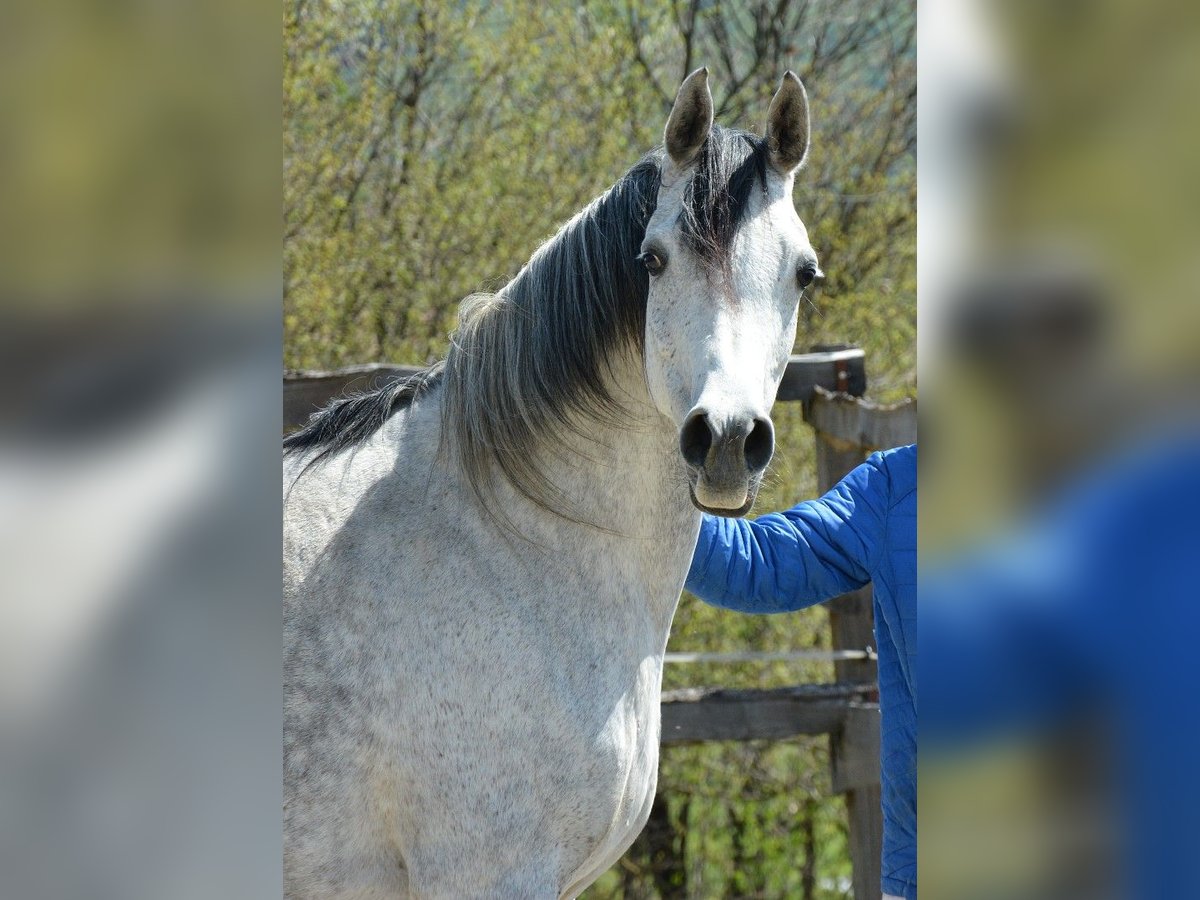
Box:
(687, 478, 759, 518)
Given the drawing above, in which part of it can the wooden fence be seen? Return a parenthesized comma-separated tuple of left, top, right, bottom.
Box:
(283, 345, 916, 898)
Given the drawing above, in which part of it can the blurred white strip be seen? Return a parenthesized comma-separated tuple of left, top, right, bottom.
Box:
(0, 368, 228, 724)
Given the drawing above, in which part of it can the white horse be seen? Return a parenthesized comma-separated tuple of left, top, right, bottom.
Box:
(284, 69, 821, 899)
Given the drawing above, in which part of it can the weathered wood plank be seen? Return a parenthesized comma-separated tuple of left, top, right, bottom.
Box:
(659, 683, 874, 745)
(813, 429, 877, 686)
(283, 364, 423, 432)
(281, 349, 867, 432)
(846, 783, 884, 900)
(775, 347, 866, 401)
(809, 423, 887, 900)
(807, 387, 917, 451)
(831, 703, 883, 794)
(664, 648, 874, 664)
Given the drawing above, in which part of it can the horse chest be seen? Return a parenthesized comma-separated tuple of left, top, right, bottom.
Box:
(441, 539, 676, 885)
(553, 654, 664, 893)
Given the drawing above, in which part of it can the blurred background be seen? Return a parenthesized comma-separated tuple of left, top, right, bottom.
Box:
(1, 0, 281, 896)
(920, 0, 1200, 898)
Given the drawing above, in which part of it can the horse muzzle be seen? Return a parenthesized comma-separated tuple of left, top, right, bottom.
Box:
(679, 410, 774, 516)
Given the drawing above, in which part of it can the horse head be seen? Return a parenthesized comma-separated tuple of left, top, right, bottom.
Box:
(642, 68, 821, 516)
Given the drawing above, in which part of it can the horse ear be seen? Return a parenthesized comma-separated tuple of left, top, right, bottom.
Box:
(664, 67, 713, 169)
(764, 71, 810, 175)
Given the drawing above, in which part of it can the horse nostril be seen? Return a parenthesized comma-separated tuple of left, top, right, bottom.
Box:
(680, 412, 713, 468)
(744, 416, 774, 472)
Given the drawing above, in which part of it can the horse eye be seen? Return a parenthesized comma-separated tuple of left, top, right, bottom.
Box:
(639, 250, 666, 276)
(797, 263, 820, 288)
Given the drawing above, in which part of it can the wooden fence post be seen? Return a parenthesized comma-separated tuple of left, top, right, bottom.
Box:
(806, 344, 881, 900)
(812, 429, 882, 900)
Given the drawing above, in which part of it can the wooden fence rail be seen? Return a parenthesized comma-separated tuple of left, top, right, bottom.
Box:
(283, 347, 866, 433)
(661, 682, 876, 745)
(282, 345, 916, 897)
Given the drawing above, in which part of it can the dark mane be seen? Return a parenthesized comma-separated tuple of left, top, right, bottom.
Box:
(682, 126, 770, 266)
(284, 126, 770, 495)
(282, 363, 443, 463)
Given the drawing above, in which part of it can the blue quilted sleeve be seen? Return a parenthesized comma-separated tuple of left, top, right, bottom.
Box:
(685, 453, 892, 612)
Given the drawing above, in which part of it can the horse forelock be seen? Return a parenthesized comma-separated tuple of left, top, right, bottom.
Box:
(680, 126, 770, 269)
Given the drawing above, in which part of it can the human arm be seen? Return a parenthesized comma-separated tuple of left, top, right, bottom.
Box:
(684, 450, 897, 613)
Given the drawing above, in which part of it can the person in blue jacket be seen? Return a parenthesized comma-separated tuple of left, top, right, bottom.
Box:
(685, 443, 916, 900)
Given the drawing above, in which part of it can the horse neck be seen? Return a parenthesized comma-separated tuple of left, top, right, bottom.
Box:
(510, 354, 701, 584)
(512, 458, 694, 647)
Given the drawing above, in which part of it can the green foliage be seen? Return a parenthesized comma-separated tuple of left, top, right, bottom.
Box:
(284, 1, 913, 895)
